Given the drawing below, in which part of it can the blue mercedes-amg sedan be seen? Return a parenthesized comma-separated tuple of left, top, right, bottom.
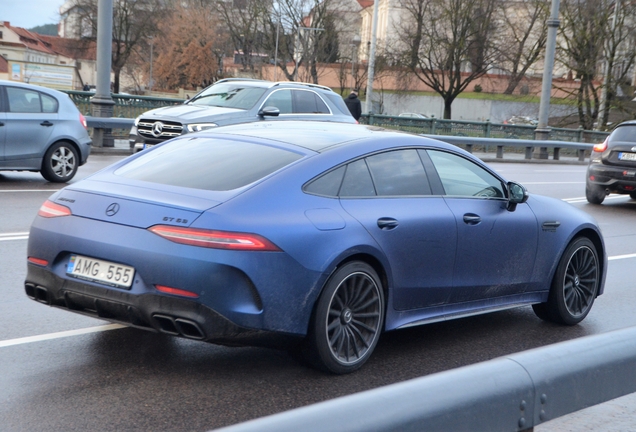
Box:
(25, 121, 606, 374)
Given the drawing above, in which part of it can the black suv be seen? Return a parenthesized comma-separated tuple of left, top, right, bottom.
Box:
(586, 121, 636, 204)
(129, 79, 356, 152)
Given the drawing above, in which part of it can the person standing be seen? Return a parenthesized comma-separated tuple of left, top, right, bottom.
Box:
(344, 89, 362, 121)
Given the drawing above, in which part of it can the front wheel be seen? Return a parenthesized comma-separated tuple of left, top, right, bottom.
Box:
(532, 237, 600, 325)
(303, 261, 384, 374)
(41, 142, 79, 183)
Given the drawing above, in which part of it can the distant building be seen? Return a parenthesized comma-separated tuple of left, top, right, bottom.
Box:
(0, 21, 97, 90)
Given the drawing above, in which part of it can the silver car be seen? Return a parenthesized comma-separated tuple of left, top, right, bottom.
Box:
(129, 79, 357, 152)
(0, 80, 92, 182)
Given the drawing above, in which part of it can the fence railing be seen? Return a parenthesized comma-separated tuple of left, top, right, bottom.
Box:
(215, 325, 636, 432)
(65, 91, 185, 119)
(74, 93, 605, 158)
(361, 114, 609, 144)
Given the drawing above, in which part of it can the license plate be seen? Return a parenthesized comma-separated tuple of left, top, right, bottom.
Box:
(618, 152, 636, 161)
(67, 255, 135, 288)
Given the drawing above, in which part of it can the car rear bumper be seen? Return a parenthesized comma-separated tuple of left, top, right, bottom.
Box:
(25, 263, 301, 349)
(587, 163, 636, 192)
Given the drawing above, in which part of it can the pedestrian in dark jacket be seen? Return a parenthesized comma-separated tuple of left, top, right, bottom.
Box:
(344, 89, 362, 121)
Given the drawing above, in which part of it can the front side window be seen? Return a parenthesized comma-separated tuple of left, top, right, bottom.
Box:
(427, 150, 505, 198)
(263, 89, 292, 114)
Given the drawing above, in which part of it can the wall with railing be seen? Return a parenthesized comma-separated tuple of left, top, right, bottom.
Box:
(68, 92, 609, 154)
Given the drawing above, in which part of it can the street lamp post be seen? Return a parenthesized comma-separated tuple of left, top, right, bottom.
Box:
(350, 35, 361, 90)
(148, 36, 154, 94)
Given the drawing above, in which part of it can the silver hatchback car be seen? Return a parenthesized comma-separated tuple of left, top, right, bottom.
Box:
(0, 80, 92, 182)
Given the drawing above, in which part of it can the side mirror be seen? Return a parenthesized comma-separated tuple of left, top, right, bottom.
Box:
(507, 181, 529, 211)
(258, 106, 280, 117)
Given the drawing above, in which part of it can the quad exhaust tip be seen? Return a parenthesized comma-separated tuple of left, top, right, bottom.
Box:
(152, 314, 205, 340)
(25, 283, 50, 305)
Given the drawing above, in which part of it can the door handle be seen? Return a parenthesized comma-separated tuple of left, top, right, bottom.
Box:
(0, 122, 4, 126)
(377, 217, 399, 230)
(40, 121, 54, 127)
(463, 214, 481, 225)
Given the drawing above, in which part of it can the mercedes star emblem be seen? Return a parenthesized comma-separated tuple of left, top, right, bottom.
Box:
(105, 203, 120, 217)
(152, 121, 164, 137)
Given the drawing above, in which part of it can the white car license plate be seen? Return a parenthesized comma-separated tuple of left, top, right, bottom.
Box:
(619, 152, 636, 161)
(67, 255, 135, 288)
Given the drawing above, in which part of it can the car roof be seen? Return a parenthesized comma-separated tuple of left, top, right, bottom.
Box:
(201, 121, 419, 152)
(212, 78, 335, 93)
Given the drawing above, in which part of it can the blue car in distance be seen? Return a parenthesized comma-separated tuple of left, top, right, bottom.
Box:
(25, 121, 606, 374)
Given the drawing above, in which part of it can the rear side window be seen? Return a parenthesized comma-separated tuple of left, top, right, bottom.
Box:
(610, 126, 636, 143)
(324, 93, 352, 116)
(115, 138, 302, 191)
(293, 90, 330, 114)
(366, 150, 431, 196)
(6, 87, 58, 113)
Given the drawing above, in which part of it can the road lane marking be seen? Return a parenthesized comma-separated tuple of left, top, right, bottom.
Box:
(0, 189, 59, 193)
(0, 324, 126, 348)
(609, 253, 636, 261)
(564, 195, 629, 204)
(0, 232, 29, 241)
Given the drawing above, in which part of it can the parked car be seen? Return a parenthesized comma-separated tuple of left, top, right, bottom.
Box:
(128, 79, 356, 152)
(505, 116, 538, 125)
(586, 120, 636, 204)
(26, 121, 606, 374)
(0, 80, 91, 182)
(398, 112, 428, 119)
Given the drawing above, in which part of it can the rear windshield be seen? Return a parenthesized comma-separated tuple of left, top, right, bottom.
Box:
(187, 83, 267, 110)
(610, 125, 636, 143)
(115, 137, 302, 191)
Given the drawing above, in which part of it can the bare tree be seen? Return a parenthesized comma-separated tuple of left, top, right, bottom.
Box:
(492, 0, 548, 95)
(152, 0, 229, 89)
(69, 0, 166, 93)
(597, 0, 636, 130)
(215, 0, 271, 73)
(557, 0, 612, 130)
(397, 0, 498, 119)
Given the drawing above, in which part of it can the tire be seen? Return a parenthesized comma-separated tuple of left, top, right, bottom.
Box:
(532, 237, 600, 325)
(630, 191, 636, 200)
(585, 184, 606, 204)
(41, 142, 79, 183)
(303, 261, 384, 374)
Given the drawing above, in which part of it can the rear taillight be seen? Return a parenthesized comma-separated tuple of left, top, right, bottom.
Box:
(148, 225, 281, 251)
(593, 138, 608, 153)
(79, 113, 88, 129)
(38, 200, 72, 218)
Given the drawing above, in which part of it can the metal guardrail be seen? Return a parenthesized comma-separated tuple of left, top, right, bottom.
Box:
(428, 135, 593, 162)
(215, 325, 636, 432)
(361, 114, 609, 144)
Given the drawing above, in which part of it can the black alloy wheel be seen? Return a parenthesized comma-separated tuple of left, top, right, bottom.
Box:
(304, 261, 384, 374)
(533, 237, 600, 325)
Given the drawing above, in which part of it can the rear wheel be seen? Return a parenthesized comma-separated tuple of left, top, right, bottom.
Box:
(41, 142, 79, 183)
(532, 237, 600, 325)
(585, 184, 606, 204)
(303, 261, 384, 374)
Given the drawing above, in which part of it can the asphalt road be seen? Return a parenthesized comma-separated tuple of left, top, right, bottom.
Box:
(1, 156, 635, 431)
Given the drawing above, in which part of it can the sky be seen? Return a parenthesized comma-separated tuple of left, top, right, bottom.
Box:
(1, 0, 65, 29)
